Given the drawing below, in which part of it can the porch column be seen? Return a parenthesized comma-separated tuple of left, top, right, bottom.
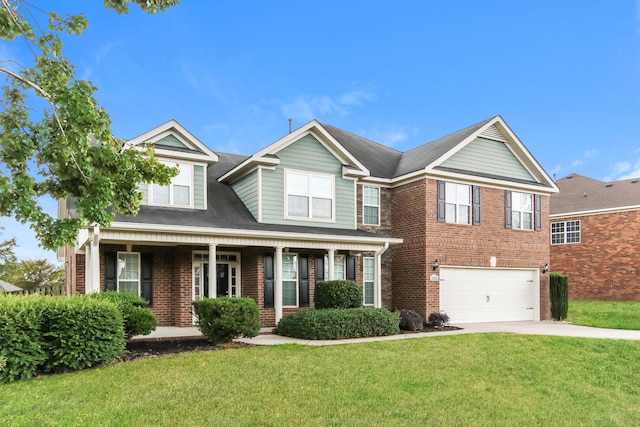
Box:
(84, 243, 93, 293)
(85, 225, 100, 294)
(327, 248, 335, 280)
(208, 243, 217, 298)
(275, 246, 283, 323)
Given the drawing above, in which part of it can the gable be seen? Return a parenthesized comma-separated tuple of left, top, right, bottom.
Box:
(155, 134, 189, 149)
(439, 137, 536, 182)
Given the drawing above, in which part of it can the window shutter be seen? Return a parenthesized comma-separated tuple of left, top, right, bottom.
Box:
(473, 185, 481, 226)
(104, 252, 117, 291)
(141, 253, 153, 305)
(263, 253, 274, 308)
(534, 194, 542, 231)
(315, 256, 325, 282)
(298, 256, 309, 307)
(346, 255, 356, 281)
(505, 191, 512, 229)
(437, 180, 446, 222)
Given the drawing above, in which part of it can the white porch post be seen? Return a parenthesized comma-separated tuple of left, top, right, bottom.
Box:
(85, 226, 100, 294)
(275, 246, 283, 323)
(208, 243, 217, 298)
(84, 243, 93, 293)
(327, 248, 335, 280)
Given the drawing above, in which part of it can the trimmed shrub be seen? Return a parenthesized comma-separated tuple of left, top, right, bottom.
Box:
(550, 273, 569, 321)
(88, 291, 157, 338)
(427, 312, 450, 328)
(274, 308, 400, 340)
(314, 280, 363, 309)
(399, 309, 423, 331)
(192, 297, 260, 344)
(41, 297, 126, 373)
(0, 295, 48, 382)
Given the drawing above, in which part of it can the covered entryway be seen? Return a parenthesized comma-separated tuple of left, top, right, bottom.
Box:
(439, 267, 539, 323)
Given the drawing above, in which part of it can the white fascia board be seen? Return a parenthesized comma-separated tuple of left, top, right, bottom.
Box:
(550, 205, 640, 218)
(218, 157, 279, 183)
(127, 120, 219, 162)
(108, 221, 403, 245)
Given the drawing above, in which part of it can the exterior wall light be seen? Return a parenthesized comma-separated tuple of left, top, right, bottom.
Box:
(543, 263, 550, 273)
(433, 259, 440, 271)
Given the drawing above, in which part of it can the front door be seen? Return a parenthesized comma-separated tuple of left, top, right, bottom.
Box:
(216, 264, 229, 297)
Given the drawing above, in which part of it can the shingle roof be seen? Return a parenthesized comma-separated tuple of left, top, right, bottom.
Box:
(322, 117, 495, 179)
(550, 173, 640, 215)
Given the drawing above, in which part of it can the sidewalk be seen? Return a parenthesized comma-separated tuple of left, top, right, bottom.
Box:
(133, 321, 640, 345)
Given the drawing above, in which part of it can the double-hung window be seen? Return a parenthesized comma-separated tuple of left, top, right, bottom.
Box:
(324, 255, 346, 280)
(363, 257, 375, 306)
(363, 186, 380, 225)
(282, 253, 298, 307)
(510, 192, 534, 230)
(286, 170, 334, 220)
(444, 182, 471, 224)
(152, 163, 192, 206)
(117, 252, 140, 295)
(551, 220, 581, 244)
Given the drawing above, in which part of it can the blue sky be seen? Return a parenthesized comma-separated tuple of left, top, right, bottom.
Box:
(2, 1, 640, 263)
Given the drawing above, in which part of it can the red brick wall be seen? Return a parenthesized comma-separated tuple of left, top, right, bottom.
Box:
(550, 210, 640, 301)
(392, 178, 551, 320)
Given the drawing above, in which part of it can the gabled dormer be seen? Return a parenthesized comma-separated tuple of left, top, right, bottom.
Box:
(219, 120, 369, 229)
(129, 120, 219, 210)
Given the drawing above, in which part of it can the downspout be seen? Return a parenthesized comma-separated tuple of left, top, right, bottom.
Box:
(374, 242, 389, 308)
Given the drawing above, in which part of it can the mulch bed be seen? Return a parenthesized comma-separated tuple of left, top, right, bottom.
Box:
(124, 325, 462, 361)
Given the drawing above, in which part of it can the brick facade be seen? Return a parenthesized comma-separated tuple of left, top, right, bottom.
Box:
(550, 210, 640, 301)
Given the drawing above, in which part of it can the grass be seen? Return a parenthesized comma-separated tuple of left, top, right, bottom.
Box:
(568, 300, 640, 330)
(2, 334, 640, 426)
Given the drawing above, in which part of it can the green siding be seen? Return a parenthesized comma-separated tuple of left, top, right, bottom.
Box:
(261, 134, 355, 229)
(155, 134, 188, 148)
(440, 137, 535, 182)
(231, 170, 259, 219)
(193, 165, 205, 209)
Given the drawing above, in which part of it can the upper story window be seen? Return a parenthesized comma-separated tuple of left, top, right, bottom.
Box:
(363, 186, 380, 225)
(285, 170, 334, 220)
(437, 181, 480, 225)
(505, 191, 541, 231)
(151, 163, 192, 206)
(551, 220, 581, 244)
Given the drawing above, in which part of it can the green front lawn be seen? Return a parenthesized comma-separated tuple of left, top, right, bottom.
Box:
(3, 334, 640, 426)
(568, 300, 640, 330)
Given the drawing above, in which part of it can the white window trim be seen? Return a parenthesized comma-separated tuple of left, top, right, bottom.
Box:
(362, 185, 381, 226)
(284, 168, 336, 223)
(117, 251, 140, 296)
(148, 162, 195, 208)
(282, 253, 298, 308)
(551, 220, 581, 245)
(444, 182, 472, 225)
(511, 191, 534, 230)
(363, 256, 375, 306)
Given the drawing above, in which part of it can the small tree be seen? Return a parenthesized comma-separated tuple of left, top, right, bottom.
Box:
(314, 280, 363, 309)
(192, 298, 260, 344)
(550, 273, 569, 321)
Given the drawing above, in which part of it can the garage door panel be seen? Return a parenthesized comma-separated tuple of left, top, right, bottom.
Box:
(439, 268, 537, 323)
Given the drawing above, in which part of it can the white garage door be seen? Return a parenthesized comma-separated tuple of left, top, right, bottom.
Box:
(439, 268, 538, 323)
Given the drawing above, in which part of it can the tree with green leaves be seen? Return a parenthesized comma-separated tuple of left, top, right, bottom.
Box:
(0, 0, 179, 251)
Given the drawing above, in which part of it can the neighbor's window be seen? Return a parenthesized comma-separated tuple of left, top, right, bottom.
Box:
(152, 163, 192, 206)
(324, 255, 345, 280)
(363, 186, 380, 225)
(551, 220, 581, 244)
(282, 253, 298, 307)
(511, 192, 534, 230)
(117, 252, 140, 295)
(363, 257, 375, 306)
(445, 182, 471, 224)
(286, 170, 334, 220)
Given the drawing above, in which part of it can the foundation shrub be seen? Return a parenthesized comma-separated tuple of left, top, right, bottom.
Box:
(399, 309, 423, 331)
(314, 280, 363, 309)
(550, 273, 569, 321)
(88, 291, 157, 338)
(274, 308, 400, 340)
(192, 297, 260, 344)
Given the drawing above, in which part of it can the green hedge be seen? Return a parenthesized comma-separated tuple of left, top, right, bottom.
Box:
(550, 272, 569, 321)
(0, 295, 126, 382)
(314, 280, 363, 309)
(88, 291, 157, 338)
(274, 308, 400, 340)
(192, 297, 261, 344)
